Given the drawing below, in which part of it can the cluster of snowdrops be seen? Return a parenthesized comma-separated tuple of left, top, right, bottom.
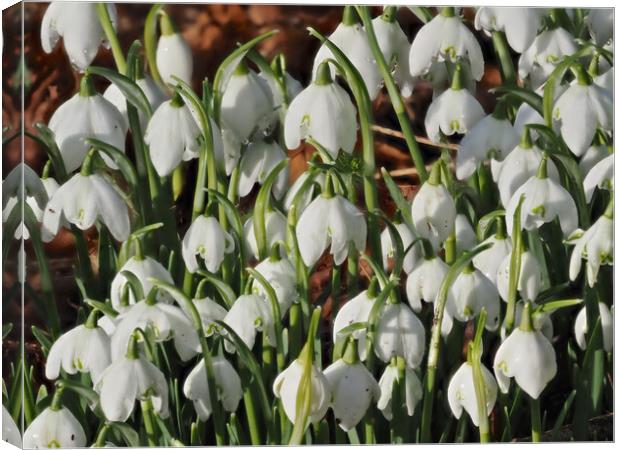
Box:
(1, 3, 614, 447)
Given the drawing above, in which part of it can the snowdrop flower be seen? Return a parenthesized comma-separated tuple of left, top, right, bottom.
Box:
(156, 12, 193, 85)
(474, 7, 546, 53)
(586, 8, 613, 46)
(221, 62, 275, 143)
(409, 7, 484, 81)
(42, 169, 130, 243)
(259, 68, 303, 114)
(244, 209, 288, 260)
(456, 114, 519, 180)
(583, 153, 613, 202)
(497, 250, 542, 302)
(519, 27, 578, 89)
(41, 2, 116, 71)
(2, 406, 21, 447)
(252, 255, 298, 317)
(421, 59, 476, 98)
(494, 302, 557, 398)
(312, 6, 382, 99)
(447, 361, 498, 426)
(104, 74, 166, 131)
(455, 214, 477, 255)
(574, 302, 613, 352)
(380, 220, 421, 274)
(377, 358, 423, 420)
(111, 298, 200, 361)
(223, 294, 275, 353)
(553, 68, 612, 157)
(375, 302, 426, 369)
(296, 183, 367, 267)
(424, 64, 485, 143)
(512, 83, 565, 140)
(506, 156, 578, 237)
(183, 356, 243, 421)
(512, 301, 554, 342)
(406, 250, 449, 312)
(182, 215, 234, 274)
(284, 61, 357, 159)
(568, 201, 613, 287)
(188, 296, 228, 336)
(45, 311, 111, 383)
(411, 163, 457, 249)
(111, 255, 174, 311)
(144, 94, 202, 177)
(579, 144, 610, 176)
(332, 284, 376, 360)
(594, 67, 613, 93)
(472, 220, 512, 284)
(96, 333, 169, 421)
(273, 358, 331, 425)
(23, 406, 86, 448)
(48, 75, 127, 172)
(323, 345, 380, 431)
(283, 171, 326, 213)
(238, 140, 288, 200)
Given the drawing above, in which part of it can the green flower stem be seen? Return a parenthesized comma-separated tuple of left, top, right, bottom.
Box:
(491, 31, 516, 86)
(530, 397, 542, 442)
(470, 311, 491, 443)
(94, 423, 111, 447)
(71, 225, 98, 298)
(331, 262, 341, 317)
(141, 398, 159, 446)
(288, 303, 303, 360)
(357, 6, 428, 183)
(503, 196, 525, 333)
(242, 370, 262, 445)
(95, 3, 127, 74)
(49, 384, 65, 411)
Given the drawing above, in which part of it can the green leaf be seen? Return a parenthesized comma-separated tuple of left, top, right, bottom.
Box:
(196, 270, 236, 308)
(144, 4, 166, 86)
(374, 210, 405, 276)
(538, 298, 582, 313)
(130, 222, 164, 239)
(85, 299, 119, 318)
(87, 66, 153, 119)
(407, 6, 434, 23)
(32, 123, 68, 182)
(476, 209, 505, 240)
(492, 86, 543, 115)
(336, 321, 368, 338)
(31, 326, 53, 356)
(380, 167, 414, 229)
(120, 270, 146, 301)
(85, 138, 140, 189)
(2, 323, 13, 339)
(550, 389, 576, 441)
(110, 421, 141, 447)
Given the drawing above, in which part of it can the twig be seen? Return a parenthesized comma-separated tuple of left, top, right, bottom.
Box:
(371, 124, 459, 151)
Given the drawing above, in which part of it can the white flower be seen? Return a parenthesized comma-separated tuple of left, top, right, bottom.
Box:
(259, 71, 303, 115)
(446, 266, 500, 331)
(455, 214, 477, 255)
(372, 14, 414, 96)
(411, 171, 457, 248)
(447, 362, 498, 426)
(284, 64, 357, 159)
(494, 309, 557, 399)
(23, 406, 86, 448)
(519, 28, 578, 89)
(45, 318, 111, 383)
(296, 194, 367, 267)
(110, 299, 200, 361)
(48, 83, 127, 173)
(244, 209, 288, 260)
(144, 96, 202, 177)
(380, 221, 421, 274)
(512, 84, 565, 140)
(586, 8, 613, 46)
(579, 144, 610, 177)
(409, 10, 484, 81)
(583, 153, 613, 202)
(238, 140, 289, 200)
(377, 362, 423, 420)
(110, 256, 174, 311)
(512, 301, 554, 342)
(323, 359, 380, 431)
(183, 356, 243, 421)
(496, 250, 542, 302)
(273, 359, 330, 425)
(574, 302, 613, 352)
(2, 405, 22, 447)
(474, 7, 546, 53)
(42, 172, 130, 242)
(568, 211, 613, 287)
(182, 215, 235, 274)
(553, 80, 612, 157)
(333, 288, 375, 360)
(156, 15, 193, 86)
(41, 2, 116, 70)
(595, 67, 613, 93)
(406, 255, 449, 312)
(472, 232, 512, 284)
(456, 115, 519, 180)
(283, 171, 326, 214)
(187, 296, 228, 336)
(221, 64, 275, 142)
(103, 75, 166, 131)
(252, 257, 298, 317)
(375, 302, 426, 369)
(421, 59, 476, 98)
(223, 294, 275, 353)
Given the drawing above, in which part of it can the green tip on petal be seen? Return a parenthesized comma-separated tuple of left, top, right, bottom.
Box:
(314, 61, 333, 85)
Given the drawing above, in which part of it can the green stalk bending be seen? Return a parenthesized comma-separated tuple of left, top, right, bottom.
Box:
(95, 3, 127, 74)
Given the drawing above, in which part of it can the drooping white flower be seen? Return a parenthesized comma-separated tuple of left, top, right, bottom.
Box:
(332, 287, 376, 360)
(586, 8, 613, 46)
(284, 62, 357, 159)
(41, 2, 116, 70)
(568, 208, 613, 287)
(472, 229, 512, 284)
(375, 302, 426, 369)
(372, 13, 414, 96)
(182, 215, 235, 274)
(380, 221, 421, 274)
(187, 296, 228, 336)
(519, 28, 578, 89)
(42, 172, 130, 242)
(223, 294, 275, 353)
(2, 405, 22, 447)
(455, 214, 477, 255)
(574, 302, 613, 352)
(183, 356, 243, 421)
(594, 67, 613, 93)
(238, 140, 289, 200)
(406, 254, 449, 312)
(323, 358, 380, 431)
(283, 171, 326, 215)
(296, 192, 367, 267)
(512, 84, 566, 140)
(421, 59, 476, 99)
(583, 153, 613, 202)
(494, 303, 557, 399)
(110, 256, 174, 311)
(474, 7, 546, 53)
(496, 250, 542, 302)
(244, 209, 288, 261)
(259, 70, 303, 116)
(553, 75, 612, 157)
(252, 256, 299, 317)
(273, 359, 331, 425)
(156, 13, 193, 86)
(23, 406, 86, 448)
(512, 301, 554, 342)
(456, 114, 519, 180)
(48, 77, 127, 172)
(409, 8, 484, 81)
(103, 75, 166, 131)
(579, 144, 610, 177)
(447, 361, 498, 426)
(377, 361, 423, 420)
